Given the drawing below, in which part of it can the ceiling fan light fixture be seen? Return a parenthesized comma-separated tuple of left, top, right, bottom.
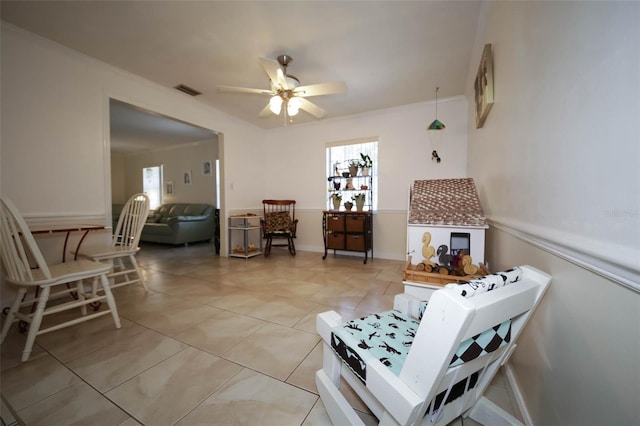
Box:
(285, 75, 300, 89)
(218, 54, 347, 125)
(287, 97, 302, 116)
(269, 96, 283, 115)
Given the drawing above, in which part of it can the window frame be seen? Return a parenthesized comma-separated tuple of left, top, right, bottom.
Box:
(142, 165, 163, 210)
(326, 138, 378, 212)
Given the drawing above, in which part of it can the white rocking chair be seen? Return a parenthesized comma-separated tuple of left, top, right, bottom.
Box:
(316, 265, 551, 426)
(77, 193, 149, 292)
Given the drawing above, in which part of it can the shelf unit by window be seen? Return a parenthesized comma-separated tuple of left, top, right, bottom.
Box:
(327, 164, 373, 212)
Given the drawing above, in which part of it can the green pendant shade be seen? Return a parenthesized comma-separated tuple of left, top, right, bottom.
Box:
(427, 119, 446, 130)
(426, 87, 445, 131)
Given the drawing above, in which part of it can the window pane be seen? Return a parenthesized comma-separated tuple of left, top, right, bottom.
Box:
(142, 165, 163, 210)
(326, 140, 378, 211)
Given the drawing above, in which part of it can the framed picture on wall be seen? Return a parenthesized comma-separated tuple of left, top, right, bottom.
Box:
(202, 160, 212, 176)
(183, 170, 192, 185)
(166, 181, 174, 195)
(475, 43, 494, 129)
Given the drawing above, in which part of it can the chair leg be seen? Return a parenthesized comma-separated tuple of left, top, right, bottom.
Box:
(100, 273, 121, 329)
(116, 257, 128, 284)
(467, 396, 524, 426)
(22, 286, 50, 362)
(129, 254, 147, 291)
(76, 280, 87, 316)
(316, 370, 366, 426)
(321, 342, 343, 385)
(89, 276, 101, 312)
(264, 237, 272, 257)
(1, 287, 27, 343)
(288, 237, 296, 256)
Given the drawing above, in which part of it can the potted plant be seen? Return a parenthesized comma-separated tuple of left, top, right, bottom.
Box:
(348, 159, 359, 177)
(352, 193, 366, 211)
(329, 192, 342, 210)
(359, 153, 373, 176)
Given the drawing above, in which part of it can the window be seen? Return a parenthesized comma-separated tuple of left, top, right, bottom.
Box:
(142, 165, 163, 210)
(326, 139, 378, 211)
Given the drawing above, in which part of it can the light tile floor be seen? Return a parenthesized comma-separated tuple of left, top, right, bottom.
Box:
(1, 243, 523, 425)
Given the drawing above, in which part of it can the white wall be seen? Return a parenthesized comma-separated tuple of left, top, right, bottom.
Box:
(264, 97, 468, 210)
(121, 139, 218, 206)
(0, 23, 265, 219)
(261, 96, 470, 260)
(466, 2, 640, 424)
(110, 153, 127, 203)
(467, 1, 639, 282)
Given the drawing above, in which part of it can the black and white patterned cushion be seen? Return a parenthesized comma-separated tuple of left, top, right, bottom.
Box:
(449, 321, 511, 366)
(418, 300, 428, 321)
(331, 310, 417, 382)
(331, 310, 511, 383)
(445, 267, 523, 298)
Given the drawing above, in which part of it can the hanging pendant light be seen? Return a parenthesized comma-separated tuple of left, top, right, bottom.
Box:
(427, 87, 445, 163)
(428, 119, 446, 130)
(427, 87, 445, 130)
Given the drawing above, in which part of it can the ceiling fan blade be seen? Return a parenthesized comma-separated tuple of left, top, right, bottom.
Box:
(259, 57, 289, 90)
(298, 98, 326, 119)
(258, 103, 273, 118)
(294, 81, 347, 98)
(217, 86, 273, 95)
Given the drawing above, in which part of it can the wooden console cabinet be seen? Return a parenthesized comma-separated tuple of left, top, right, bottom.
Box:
(322, 211, 373, 264)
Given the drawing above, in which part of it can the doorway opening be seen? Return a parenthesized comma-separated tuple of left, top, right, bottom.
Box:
(107, 98, 224, 253)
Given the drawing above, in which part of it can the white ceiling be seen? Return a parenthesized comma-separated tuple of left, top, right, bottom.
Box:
(109, 99, 216, 154)
(1, 0, 482, 131)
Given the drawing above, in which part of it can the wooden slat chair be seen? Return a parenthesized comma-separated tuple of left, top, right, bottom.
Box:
(260, 199, 298, 257)
(316, 265, 551, 426)
(0, 197, 121, 362)
(77, 193, 150, 292)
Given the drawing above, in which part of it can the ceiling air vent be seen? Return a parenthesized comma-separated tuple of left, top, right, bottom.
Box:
(174, 84, 202, 96)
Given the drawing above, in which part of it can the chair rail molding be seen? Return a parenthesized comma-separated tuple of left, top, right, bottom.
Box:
(488, 216, 640, 293)
(25, 213, 107, 227)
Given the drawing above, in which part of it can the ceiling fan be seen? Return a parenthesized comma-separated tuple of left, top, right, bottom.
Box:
(217, 55, 347, 124)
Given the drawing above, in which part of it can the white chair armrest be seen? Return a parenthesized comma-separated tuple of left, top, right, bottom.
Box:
(317, 310, 342, 342)
(394, 293, 425, 319)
